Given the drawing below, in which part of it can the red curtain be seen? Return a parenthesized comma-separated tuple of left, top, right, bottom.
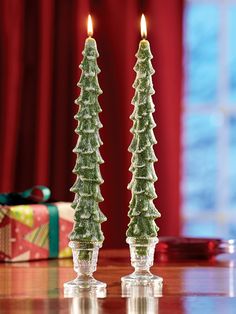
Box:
(0, 0, 183, 247)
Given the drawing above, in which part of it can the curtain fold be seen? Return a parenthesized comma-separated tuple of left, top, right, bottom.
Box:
(35, 0, 54, 185)
(147, 0, 183, 236)
(0, 0, 24, 191)
(93, 0, 139, 247)
(0, 0, 183, 247)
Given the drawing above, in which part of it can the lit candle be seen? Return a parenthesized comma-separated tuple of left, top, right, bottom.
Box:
(84, 14, 97, 55)
(70, 14, 106, 247)
(127, 14, 160, 246)
(121, 14, 163, 291)
(64, 15, 107, 293)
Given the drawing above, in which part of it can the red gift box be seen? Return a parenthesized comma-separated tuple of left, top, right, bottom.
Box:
(0, 202, 73, 262)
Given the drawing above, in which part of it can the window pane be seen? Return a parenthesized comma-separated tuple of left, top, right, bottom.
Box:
(229, 221, 236, 238)
(183, 220, 220, 238)
(228, 5, 236, 104)
(183, 114, 219, 212)
(184, 3, 220, 105)
(229, 116, 236, 208)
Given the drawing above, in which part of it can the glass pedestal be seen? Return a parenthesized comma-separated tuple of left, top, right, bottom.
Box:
(121, 237, 163, 297)
(64, 241, 106, 298)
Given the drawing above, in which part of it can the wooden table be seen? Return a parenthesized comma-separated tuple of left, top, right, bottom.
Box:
(0, 249, 236, 313)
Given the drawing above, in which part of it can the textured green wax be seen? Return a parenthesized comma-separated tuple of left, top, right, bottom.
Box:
(70, 37, 107, 243)
(127, 39, 161, 242)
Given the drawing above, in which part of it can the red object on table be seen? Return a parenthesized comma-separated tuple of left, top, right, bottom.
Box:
(156, 237, 233, 261)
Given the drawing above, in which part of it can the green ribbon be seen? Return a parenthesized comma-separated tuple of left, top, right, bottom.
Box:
(47, 204, 59, 258)
(0, 185, 51, 205)
(21, 186, 51, 202)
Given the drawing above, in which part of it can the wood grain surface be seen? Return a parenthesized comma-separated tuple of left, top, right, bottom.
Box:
(0, 249, 236, 313)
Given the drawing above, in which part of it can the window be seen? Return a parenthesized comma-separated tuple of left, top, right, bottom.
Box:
(183, 0, 236, 238)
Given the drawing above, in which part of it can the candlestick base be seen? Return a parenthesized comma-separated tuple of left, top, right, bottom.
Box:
(121, 237, 163, 297)
(64, 278, 106, 298)
(64, 241, 106, 298)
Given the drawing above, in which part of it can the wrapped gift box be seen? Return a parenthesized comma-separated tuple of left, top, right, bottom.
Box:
(0, 202, 73, 262)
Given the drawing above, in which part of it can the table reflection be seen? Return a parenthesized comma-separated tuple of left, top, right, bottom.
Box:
(126, 285, 159, 314)
(68, 290, 100, 314)
(216, 247, 236, 298)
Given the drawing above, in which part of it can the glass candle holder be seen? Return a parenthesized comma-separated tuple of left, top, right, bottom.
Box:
(121, 237, 163, 297)
(64, 241, 106, 298)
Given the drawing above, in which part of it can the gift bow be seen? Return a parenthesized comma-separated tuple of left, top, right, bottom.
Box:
(0, 186, 51, 205)
(0, 186, 59, 259)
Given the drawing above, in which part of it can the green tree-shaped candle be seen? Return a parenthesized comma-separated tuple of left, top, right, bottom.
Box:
(69, 35, 107, 256)
(64, 16, 107, 293)
(127, 36, 160, 254)
(121, 16, 163, 292)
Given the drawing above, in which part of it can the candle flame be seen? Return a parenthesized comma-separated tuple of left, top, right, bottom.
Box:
(87, 14, 93, 37)
(140, 14, 147, 38)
